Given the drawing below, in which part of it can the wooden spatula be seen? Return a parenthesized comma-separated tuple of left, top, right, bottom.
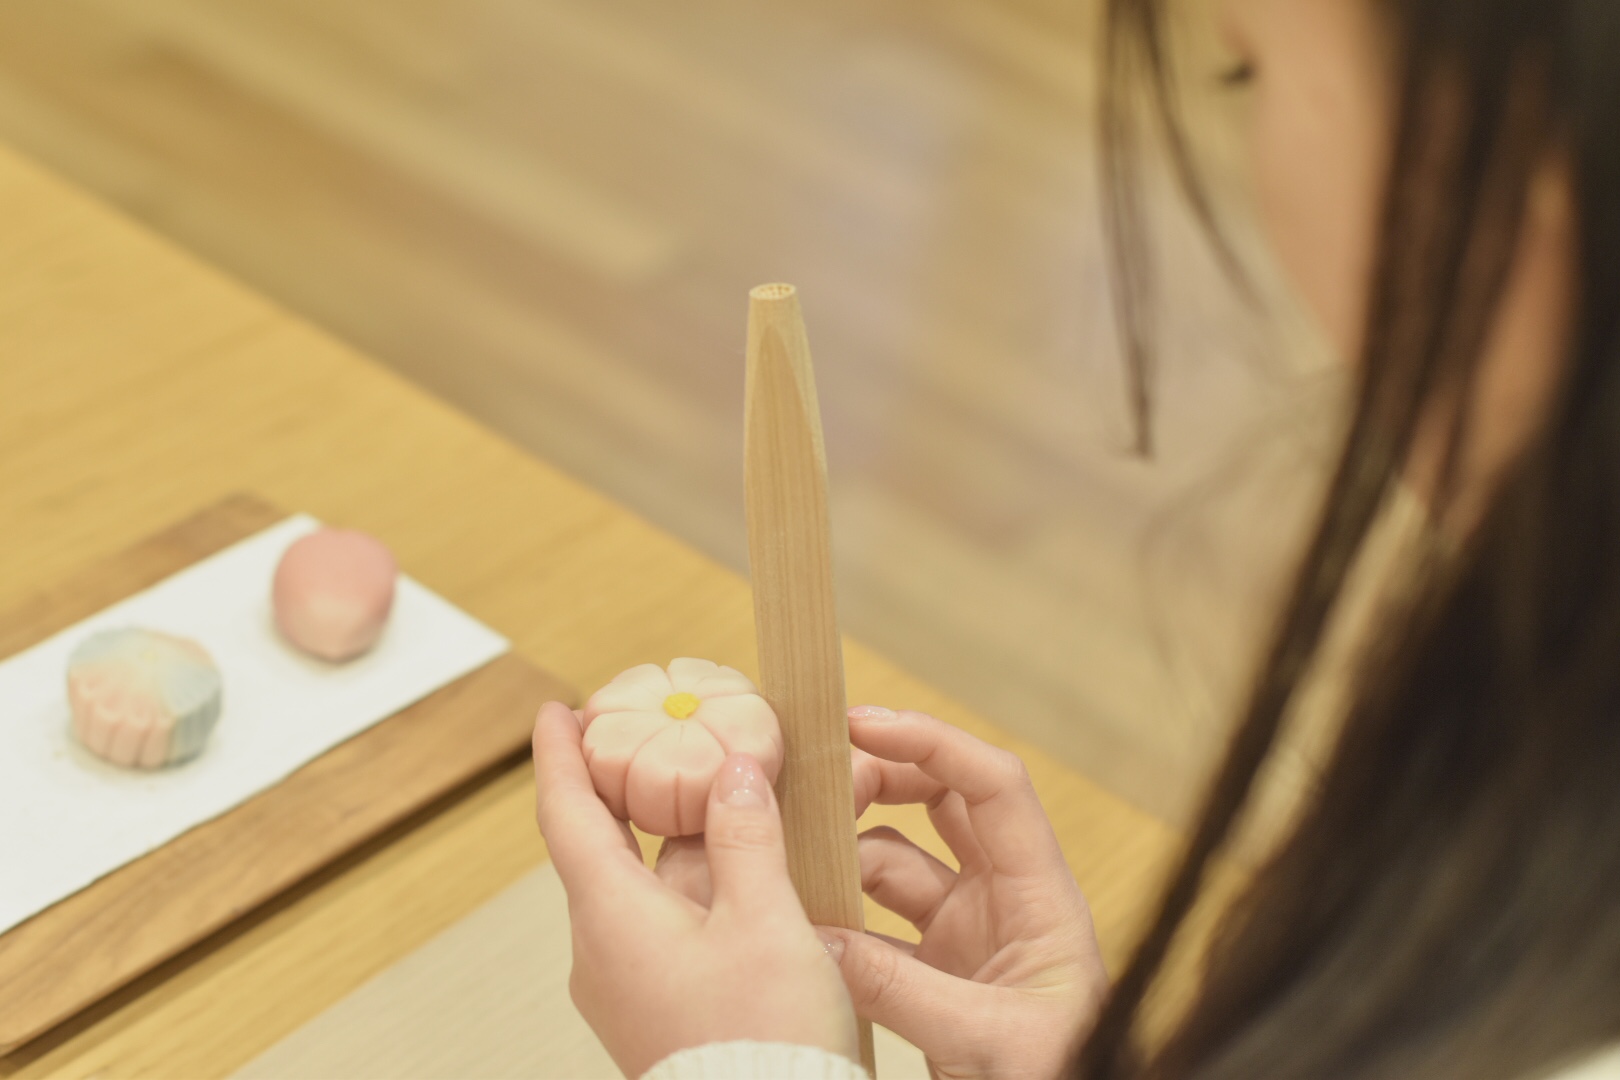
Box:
(743, 283, 875, 1076)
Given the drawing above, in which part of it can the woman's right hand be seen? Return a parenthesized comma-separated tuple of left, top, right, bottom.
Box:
(820, 706, 1109, 1080)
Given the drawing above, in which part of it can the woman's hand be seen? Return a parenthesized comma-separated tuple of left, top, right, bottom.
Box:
(824, 706, 1109, 1080)
(532, 701, 858, 1078)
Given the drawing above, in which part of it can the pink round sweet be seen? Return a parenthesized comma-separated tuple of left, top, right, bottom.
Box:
(272, 527, 397, 662)
(582, 658, 783, 837)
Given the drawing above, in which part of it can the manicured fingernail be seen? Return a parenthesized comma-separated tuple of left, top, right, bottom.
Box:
(717, 753, 769, 807)
(849, 705, 896, 722)
(816, 928, 845, 962)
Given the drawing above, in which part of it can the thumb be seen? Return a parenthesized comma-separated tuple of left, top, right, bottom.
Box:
(817, 926, 986, 1061)
(704, 754, 800, 918)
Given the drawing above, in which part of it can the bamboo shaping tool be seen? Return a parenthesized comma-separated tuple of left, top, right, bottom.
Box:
(743, 283, 875, 1076)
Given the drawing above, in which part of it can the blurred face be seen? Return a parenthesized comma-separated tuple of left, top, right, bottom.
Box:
(1218, 0, 1575, 518)
(1217, 0, 1391, 362)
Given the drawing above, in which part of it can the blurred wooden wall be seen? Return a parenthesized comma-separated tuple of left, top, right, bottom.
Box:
(0, 0, 1334, 825)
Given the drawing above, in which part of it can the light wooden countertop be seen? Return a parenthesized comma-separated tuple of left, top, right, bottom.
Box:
(0, 142, 1186, 1078)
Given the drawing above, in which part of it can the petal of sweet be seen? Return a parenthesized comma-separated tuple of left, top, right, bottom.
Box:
(694, 693, 784, 781)
(665, 657, 723, 694)
(667, 657, 759, 700)
(698, 668, 762, 700)
(625, 722, 726, 837)
(582, 711, 670, 819)
(584, 664, 673, 721)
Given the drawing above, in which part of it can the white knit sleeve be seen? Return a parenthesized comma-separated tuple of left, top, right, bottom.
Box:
(639, 1041, 871, 1080)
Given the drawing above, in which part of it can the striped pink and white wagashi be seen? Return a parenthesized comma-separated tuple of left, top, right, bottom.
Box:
(66, 628, 223, 769)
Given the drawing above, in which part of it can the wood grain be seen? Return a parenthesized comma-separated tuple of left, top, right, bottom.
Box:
(743, 283, 873, 1073)
(0, 493, 280, 661)
(235, 864, 933, 1080)
(0, 495, 574, 1054)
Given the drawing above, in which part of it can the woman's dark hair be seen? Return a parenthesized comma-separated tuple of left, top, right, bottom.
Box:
(1079, 1, 1620, 1078)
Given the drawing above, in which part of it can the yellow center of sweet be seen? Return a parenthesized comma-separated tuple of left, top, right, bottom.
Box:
(662, 692, 701, 720)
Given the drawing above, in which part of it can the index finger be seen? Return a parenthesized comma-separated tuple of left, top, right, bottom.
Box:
(852, 747, 947, 815)
(532, 700, 650, 894)
(849, 708, 1064, 879)
(853, 746, 989, 870)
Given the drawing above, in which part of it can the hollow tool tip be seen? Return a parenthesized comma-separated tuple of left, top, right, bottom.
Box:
(749, 282, 797, 302)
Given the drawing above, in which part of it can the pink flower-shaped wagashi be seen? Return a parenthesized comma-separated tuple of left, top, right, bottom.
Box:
(582, 658, 783, 837)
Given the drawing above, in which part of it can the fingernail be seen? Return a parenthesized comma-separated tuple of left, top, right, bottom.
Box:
(716, 753, 769, 807)
(849, 705, 896, 722)
(815, 928, 846, 963)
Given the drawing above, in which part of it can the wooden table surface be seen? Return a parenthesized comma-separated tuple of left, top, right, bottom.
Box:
(0, 141, 1188, 1078)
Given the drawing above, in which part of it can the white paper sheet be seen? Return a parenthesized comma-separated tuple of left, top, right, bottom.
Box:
(0, 515, 509, 936)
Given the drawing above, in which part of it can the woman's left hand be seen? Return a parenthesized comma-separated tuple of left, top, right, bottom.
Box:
(532, 700, 859, 1078)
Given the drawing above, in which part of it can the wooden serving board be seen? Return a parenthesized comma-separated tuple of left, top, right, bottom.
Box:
(0, 494, 574, 1053)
